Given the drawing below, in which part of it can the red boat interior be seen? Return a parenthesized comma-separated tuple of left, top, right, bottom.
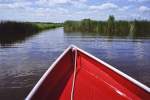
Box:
(30, 48, 150, 100)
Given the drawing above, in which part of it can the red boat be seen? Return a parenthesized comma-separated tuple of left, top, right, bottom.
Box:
(26, 45, 150, 100)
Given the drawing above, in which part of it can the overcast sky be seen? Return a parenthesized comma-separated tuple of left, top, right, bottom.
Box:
(0, 0, 150, 22)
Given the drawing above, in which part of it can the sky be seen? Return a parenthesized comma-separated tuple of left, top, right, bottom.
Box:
(0, 0, 150, 22)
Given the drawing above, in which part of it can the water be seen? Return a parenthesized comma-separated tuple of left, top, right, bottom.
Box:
(0, 28, 150, 99)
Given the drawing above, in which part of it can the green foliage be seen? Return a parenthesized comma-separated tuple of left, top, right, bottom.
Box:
(0, 21, 62, 34)
(64, 15, 150, 37)
(107, 15, 115, 34)
(35, 23, 62, 30)
(0, 21, 62, 45)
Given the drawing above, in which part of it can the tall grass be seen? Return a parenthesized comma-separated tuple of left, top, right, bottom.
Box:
(64, 16, 150, 37)
(0, 21, 62, 45)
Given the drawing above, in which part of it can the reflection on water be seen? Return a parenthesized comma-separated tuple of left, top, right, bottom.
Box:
(0, 28, 42, 47)
(0, 28, 150, 99)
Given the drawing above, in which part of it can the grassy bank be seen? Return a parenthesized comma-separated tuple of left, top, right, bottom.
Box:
(0, 21, 62, 45)
(64, 16, 150, 37)
(32, 22, 63, 31)
(0, 21, 62, 33)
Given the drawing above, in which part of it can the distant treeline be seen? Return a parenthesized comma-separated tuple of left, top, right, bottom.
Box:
(64, 16, 150, 37)
(0, 21, 62, 45)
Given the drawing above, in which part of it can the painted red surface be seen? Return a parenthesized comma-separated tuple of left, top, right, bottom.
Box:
(29, 48, 150, 100)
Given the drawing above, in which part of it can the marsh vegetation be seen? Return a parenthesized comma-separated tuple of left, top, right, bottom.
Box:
(64, 16, 150, 38)
(0, 21, 62, 45)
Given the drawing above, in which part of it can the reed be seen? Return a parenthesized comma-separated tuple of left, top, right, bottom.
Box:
(0, 21, 62, 45)
(64, 16, 150, 37)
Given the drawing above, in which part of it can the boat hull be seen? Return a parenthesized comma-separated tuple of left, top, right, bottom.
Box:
(26, 45, 150, 100)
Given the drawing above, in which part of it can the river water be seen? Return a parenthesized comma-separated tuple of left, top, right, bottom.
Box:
(0, 28, 150, 99)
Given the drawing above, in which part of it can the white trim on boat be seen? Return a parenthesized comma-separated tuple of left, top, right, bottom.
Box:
(70, 45, 150, 93)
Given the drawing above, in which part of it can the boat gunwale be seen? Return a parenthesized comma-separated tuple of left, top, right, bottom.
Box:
(26, 44, 150, 100)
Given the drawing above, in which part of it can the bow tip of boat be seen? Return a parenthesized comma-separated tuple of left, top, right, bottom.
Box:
(69, 44, 77, 49)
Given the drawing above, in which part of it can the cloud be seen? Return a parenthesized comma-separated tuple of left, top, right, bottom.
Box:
(0, 0, 150, 22)
(139, 6, 150, 12)
(118, 6, 131, 11)
(36, 0, 70, 5)
(0, 0, 87, 9)
(0, 0, 70, 16)
(128, 0, 150, 2)
(0, 1, 31, 9)
(36, 0, 87, 6)
(89, 3, 118, 10)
